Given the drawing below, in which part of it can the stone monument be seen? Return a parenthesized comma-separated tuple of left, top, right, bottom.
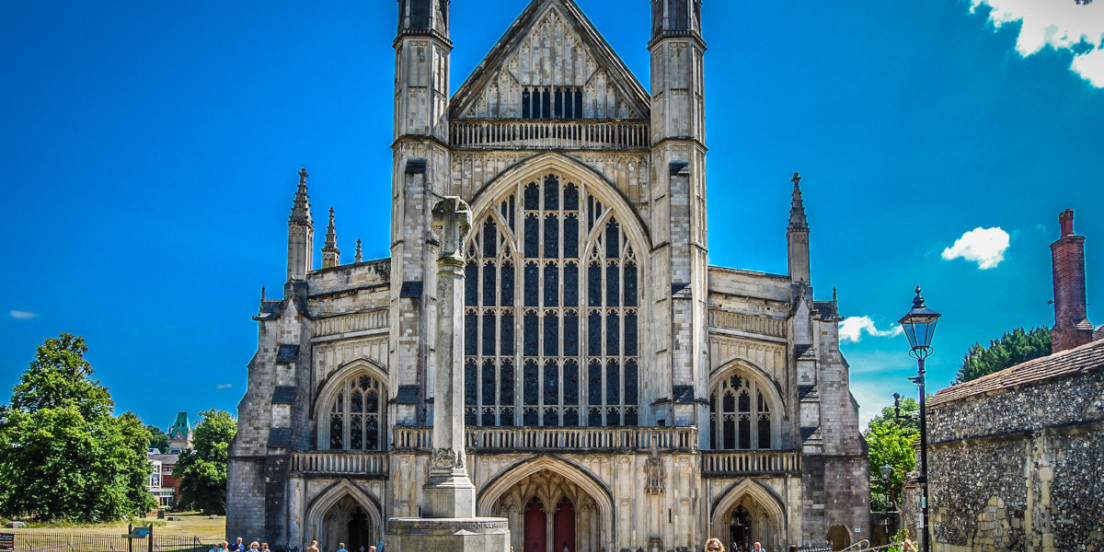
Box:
(384, 197, 510, 551)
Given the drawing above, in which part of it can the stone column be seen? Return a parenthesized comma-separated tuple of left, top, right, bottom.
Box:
(422, 196, 476, 518)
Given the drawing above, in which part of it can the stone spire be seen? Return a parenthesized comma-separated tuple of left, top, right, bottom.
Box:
(787, 172, 811, 284)
(322, 207, 341, 269)
(789, 172, 808, 231)
(354, 238, 363, 263)
(287, 168, 314, 281)
(289, 168, 313, 225)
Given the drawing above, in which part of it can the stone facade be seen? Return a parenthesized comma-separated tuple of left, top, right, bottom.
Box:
(227, 1, 869, 551)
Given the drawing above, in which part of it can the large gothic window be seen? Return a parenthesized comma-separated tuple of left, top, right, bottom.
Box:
(709, 374, 774, 450)
(464, 175, 641, 427)
(326, 373, 385, 451)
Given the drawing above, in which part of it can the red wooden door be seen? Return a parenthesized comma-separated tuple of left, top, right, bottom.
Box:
(553, 497, 575, 552)
(525, 497, 547, 552)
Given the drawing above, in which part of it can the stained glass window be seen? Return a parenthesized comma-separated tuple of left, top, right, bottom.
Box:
(709, 374, 775, 450)
(462, 176, 641, 426)
(325, 374, 384, 451)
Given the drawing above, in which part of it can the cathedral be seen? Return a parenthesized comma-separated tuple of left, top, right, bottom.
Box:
(227, 1, 870, 551)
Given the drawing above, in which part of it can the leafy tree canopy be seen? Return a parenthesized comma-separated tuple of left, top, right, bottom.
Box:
(147, 425, 171, 453)
(0, 334, 156, 522)
(867, 396, 920, 435)
(865, 423, 917, 512)
(954, 327, 1050, 384)
(176, 409, 236, 515)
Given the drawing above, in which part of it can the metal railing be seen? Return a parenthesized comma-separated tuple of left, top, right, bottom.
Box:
(6, 531, 208, 552)
(450, 119, 650, 150)
(392, 426, 698, 452)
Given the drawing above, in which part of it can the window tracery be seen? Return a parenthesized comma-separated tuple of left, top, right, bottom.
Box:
(326, 373, 385, 451)
(709, 374, 774, 449)
(464, 175, 640, 427)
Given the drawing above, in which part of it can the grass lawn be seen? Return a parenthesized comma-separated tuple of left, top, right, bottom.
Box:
(8, 512, 227, 540)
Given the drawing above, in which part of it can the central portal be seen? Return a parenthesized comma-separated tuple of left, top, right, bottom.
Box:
(492, 469, 601, 552)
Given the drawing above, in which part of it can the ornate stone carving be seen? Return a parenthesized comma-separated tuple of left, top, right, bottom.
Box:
(430, 447, 465, 470)
(644, 453, 665, 495)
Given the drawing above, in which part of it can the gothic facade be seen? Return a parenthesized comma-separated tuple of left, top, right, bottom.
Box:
(227, 1, 869, 551)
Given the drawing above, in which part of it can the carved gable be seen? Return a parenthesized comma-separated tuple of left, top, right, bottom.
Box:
(451, 0, 649, 121)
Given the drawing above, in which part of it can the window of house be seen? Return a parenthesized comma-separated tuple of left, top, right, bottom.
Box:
(464, 176, 640, 427)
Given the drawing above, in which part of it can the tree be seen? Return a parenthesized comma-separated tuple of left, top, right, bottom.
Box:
(954, 327, 1051, 384)
(147, 425, 171, 453)
(176, 409, 236, 515)
(867, 396, 920, 434)
(0, 334, 157, 521)
(865, 423, 917, 512)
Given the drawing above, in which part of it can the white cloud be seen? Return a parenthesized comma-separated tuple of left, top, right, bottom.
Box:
(970, 0, 1104, 87)
(941, 227, 1010, 269)
(217, 383, 233, 390)
(10, 310, 39, 319)
(839, 316, 904, 343)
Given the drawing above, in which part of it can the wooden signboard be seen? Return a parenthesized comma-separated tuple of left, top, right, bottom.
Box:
(0, 532, 14, 551)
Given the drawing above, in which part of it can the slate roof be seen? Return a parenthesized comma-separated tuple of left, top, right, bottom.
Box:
(267, 428, 292, 448)
(276, 345, 300, 363)
(272, 386, 297, 405)
(930, 337, 1104, 406)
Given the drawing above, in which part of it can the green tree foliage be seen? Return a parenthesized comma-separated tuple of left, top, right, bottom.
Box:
(147, 425, 171, 453)
(954, 327, 1051, 384)
(176, 409, 236, 515)
(867, 396, 920, 434)
(865, 423, 917, 512)
(0, 334, 157, 522)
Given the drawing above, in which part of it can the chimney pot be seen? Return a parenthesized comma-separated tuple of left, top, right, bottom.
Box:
(1059, 209, 1075, 237)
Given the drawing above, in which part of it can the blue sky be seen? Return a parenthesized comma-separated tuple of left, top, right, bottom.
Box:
(1, 0, 1101, 431)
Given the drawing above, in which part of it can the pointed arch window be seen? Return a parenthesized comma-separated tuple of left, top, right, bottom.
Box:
(709, 374, 775, 450)
(325, 373, 386, 451)
(464, 175, 641, 427)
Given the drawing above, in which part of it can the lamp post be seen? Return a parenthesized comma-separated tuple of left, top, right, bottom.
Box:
(880, 463, 893, 541)
(898, 286, 941, 552)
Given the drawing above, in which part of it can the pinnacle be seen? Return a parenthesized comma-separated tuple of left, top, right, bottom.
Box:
(289, 168, 313, 225)
(789, 172, 808, 231)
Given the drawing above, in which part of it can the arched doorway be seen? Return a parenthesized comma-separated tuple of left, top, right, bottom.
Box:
(729, 506, 751, 552)
(318, 496, 379, 552)
(490, 469, 602, 552)
(827, 526, 851, 551)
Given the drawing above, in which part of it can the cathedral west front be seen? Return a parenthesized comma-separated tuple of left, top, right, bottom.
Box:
(227, 1, 870, 550)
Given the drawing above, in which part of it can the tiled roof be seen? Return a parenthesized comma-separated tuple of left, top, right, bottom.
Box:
(930, 338, 1104, 406)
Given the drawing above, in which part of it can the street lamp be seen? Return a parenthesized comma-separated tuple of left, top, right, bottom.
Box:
(880, 463, 893, 540)
(898, 286, 941, 552)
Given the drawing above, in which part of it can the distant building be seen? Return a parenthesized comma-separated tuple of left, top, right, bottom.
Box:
(168, 411, 192, 453)
(921, 210, 1104, 551)
(148, 451, 182, 507)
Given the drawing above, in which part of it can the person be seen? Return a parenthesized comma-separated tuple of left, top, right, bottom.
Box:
(260, 544, 269, 552)
(789, 546, 798, 552)
(336, 543, 349, 552)
(753, 543, 763, 552)
(230, 538, 244, 552)
(220, 542, 230, 551)
(248, 542, 260, 552)
(902, 540, 915, 552)
(705, 538, 725, 552)
(368, 547, 377, 552)
(208, 543, 219, 552)
(307, 540, 320, 552)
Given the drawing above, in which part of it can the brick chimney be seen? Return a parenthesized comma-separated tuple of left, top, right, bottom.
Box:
(1050, 209, 1094, 352)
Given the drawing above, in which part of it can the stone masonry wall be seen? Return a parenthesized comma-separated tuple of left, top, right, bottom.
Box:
(926, 367, 1104, 551)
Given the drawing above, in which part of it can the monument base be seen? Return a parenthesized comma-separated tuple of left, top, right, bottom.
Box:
(384, 517, 509, 552)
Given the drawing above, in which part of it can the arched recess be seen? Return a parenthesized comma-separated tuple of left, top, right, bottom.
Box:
(708, 360, 786, 450)
(477, 456, 614, 538)
(304, 479, 383, 548)
(468, 152, 652, 251)
(710, 478, 788, 552)
(314, 359, 390, 450)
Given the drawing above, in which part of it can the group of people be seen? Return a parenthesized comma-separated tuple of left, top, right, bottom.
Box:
(210, 537, 378, 552)
(704, 540, 799, 552)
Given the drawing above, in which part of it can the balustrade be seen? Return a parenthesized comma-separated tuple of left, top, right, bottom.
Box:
(290, 451, 389, 476)
(701, 451, 802, 475)
(450, 119, 650, 150)
(391, 426, 697, 452)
